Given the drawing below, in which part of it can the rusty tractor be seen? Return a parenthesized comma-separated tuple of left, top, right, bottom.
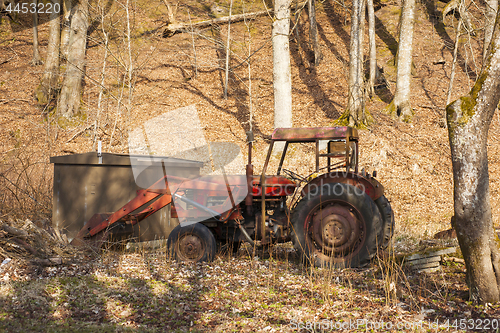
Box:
(71, 127, 394, 268)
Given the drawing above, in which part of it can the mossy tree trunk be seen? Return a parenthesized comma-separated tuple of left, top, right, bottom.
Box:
(384, 0, 415, 122)
(446, 9, 500, 303)
(35, 0, 60, 104)
(58, 0, 89, 118)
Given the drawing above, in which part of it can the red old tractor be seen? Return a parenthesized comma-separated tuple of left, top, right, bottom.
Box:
(71, 127, 394, 268)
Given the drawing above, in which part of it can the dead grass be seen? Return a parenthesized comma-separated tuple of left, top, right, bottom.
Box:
(1, 245, 499, 332)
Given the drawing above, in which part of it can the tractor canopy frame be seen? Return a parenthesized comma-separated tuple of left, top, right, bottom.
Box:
(258, 127, 359, 241)
(261, 126, 359, 178)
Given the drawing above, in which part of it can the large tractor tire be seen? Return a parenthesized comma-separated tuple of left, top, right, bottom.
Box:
(167, 223, 217, 263)
(375, 196, 394, 250)
(291, 183, 383, 268)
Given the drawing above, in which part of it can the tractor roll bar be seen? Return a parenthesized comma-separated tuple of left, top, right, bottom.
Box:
(259, 127, 359, 242)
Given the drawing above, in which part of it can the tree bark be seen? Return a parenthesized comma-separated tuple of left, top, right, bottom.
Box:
(60, 0, 73, 59)
(384, 0, 415, 122)
(366, 0, 377, 97)
(35, 0, 60, 105)
(483, 0, 498, 61)
(31, 0, 42, 66)
(446, 16, 463, 106)
(308, 0, 321, 66)
(224, 0, 233, 99)
(58, 0, 89, 118)
(273, 0, 293, 135)
(340, 0, 368, 127)
(446, 9, 500, 303)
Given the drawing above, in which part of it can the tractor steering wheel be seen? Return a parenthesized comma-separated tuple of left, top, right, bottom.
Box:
(282, 168, 306, 183)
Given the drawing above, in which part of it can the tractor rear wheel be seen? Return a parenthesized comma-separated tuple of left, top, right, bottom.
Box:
(375, 196, 394, 250)
(167, 223, 216, 263)
(291, 183, 382, 268)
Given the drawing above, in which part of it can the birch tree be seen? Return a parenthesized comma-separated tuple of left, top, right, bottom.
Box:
(384, 0, 415, 122)
(273, 0, 293, 133)
(446, 9, 500, 303)
(58, 0, 89, 118)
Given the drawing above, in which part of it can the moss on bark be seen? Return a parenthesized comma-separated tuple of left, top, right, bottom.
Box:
(446, 72, 487, 142)
(383, 99, 413, 122)
(334, 108, 373, 129)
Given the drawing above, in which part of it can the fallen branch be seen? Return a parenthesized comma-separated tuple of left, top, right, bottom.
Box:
(0, 147, 20, 155)
(0, 56, 14, 66)
(444, 256, 465, 264)
(0, 98, 31, 105)
(7, 237, 38, 255)
(67, 125, 92, 143)
(163, 10, 271, 37)
(1, 224, 29, 238)
(30, 257, 68, 266)
(162, 1, 309, 38)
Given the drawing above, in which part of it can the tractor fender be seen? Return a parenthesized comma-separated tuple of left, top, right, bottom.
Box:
(301, 171, 384, 201)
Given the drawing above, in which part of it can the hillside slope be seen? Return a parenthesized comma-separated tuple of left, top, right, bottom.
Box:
(0, 0, 498, 245)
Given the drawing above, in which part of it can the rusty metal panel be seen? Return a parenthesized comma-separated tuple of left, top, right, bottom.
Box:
(271, 127, 358, 141)
(328, 141, 347, 156)
(51, 153, 202, 243)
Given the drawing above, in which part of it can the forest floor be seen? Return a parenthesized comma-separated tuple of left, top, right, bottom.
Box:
(1, 0, 500, 331)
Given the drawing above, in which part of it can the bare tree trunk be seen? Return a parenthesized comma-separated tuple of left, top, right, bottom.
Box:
(446, 9, 500, 303)
(483, 0, 498, 61)
(339, 0, 368, 127)
(95, 24, 108, 148)
(125, 0, 133, 114)
(366, 0, 377, 97)
(31, 0, 42, 66)
(60, 0, 73, 59)
(348, 0, 362, 124)
(58, 0, 89, 118)
(293, 0, 301, 47)
(384, 0, 415, 122)
(188, 9, 197, 78)
(243, 2, 253, 132)
(273, 0, 293, 134)
(35, 0, 60, 104)
(224, 0, 233, 99)
(446, 16, 463, 106)
(308, 0, 321, 65)
(359, 0, 366, 77)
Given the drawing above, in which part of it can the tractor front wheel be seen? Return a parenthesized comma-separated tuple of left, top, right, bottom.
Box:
(291, 183, 382, 268)
(167, 223, 216, 263)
